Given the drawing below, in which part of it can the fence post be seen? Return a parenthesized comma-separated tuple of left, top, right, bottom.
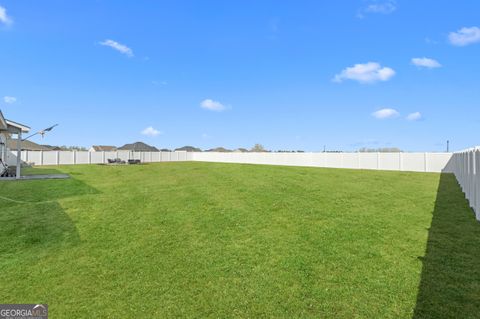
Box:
(56, 151, 60, 165)
(399, 152, 403, 171)
(376, 152, 380, 170)
(40, 150, 43, 166)
(88, 152, 91, 164)
(73, 150, 76, 164)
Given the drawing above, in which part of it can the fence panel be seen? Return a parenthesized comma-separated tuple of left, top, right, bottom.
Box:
(104, 152, 117, 162)
(25, 151, 42, 165)
(42, 151, 58, 165)
(401, 153, 425, 172)
(152, 152, 161, 162)
(343, 153, 359, 169)
(59, 151, 74, 165)
(76, 151, 89, 164)
(378, 153, 400, 171)
(117, 151, 130, 162)
(358, 153, 378, 170)
(325, 153, 342, 168)
(448, 148, 479, 220)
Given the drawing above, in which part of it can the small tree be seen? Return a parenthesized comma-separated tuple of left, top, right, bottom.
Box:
(251, 144, 266, 152)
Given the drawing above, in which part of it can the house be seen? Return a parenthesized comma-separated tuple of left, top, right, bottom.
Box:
(89, 145, 117, 152)
(118, 142, 158, 152)
(7, 139, 52, 151)
(0, 110, 31, 178)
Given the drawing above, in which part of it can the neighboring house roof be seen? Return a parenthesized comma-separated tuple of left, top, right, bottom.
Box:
(175, 146, 202, 152)
(118, 142, 158, 152)
(91, 145, 117, 152)
(41, 145, 63, 150)
(7, 139, 52, 151)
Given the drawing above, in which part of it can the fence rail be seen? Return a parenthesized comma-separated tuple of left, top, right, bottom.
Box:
(447, 148, 480, 219)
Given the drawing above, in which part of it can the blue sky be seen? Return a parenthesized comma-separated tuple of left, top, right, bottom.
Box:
(0, 0, 479, 152)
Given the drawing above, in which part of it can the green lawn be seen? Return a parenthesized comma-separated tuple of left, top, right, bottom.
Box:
(0, 162, 478, 318)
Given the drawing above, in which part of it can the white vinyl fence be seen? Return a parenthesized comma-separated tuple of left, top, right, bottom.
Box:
(7, 150, 190, 166)
(8, 150, 452, 173)
(447, 148, 480, 219)
(191, 152, 453, 173)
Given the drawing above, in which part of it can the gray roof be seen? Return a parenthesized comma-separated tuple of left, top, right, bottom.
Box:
(118, 142, 158, 152)
(7, 139, 52, 151)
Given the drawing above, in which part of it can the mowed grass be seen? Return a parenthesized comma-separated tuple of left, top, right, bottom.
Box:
(0, 162, 478, 318)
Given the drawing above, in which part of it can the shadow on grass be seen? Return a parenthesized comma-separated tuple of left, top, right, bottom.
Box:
(0, 174, 100, 257)
(413, 173, 480, 318)
(0, 202, 81, 256)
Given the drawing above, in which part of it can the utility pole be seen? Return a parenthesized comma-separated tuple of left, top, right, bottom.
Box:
(447, 140, 450, 153)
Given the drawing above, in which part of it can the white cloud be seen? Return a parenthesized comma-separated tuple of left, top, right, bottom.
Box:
(406, 112, 422, 121)
(141, 126, 162, 137)
(448, 27, 480, 46)
(372, 108, 400, 119)
(3, 96, 16, 104)
(411, 57, 441, 68)
(334, 62, 395, 84)
(200, 99, 226, 111)
(365, 1, 396, 14)
(357, 0, 396, 18)
(100, 39, 134, 57)
(0, 5, 12, 25)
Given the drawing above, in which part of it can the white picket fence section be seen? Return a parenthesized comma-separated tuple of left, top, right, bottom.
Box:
(191, 152, 453, 173)
(447, 148, 480, 219)
(8, 150, 191, 166)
